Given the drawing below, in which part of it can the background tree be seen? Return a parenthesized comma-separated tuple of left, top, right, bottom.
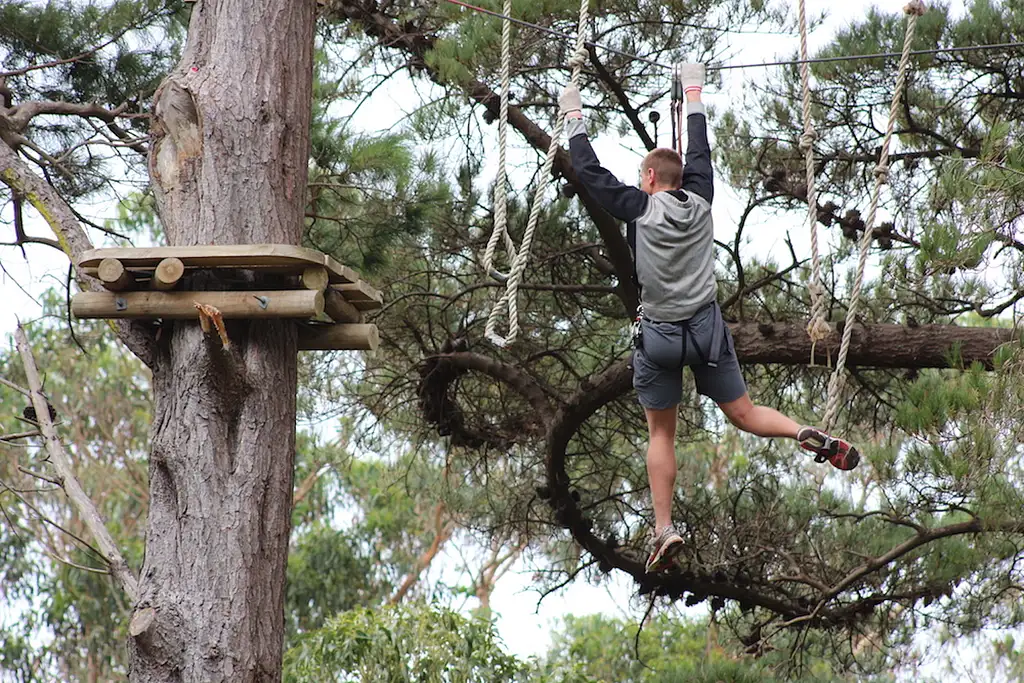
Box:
(2, 0, 1024, 680)
(325, 0, 1024, 674)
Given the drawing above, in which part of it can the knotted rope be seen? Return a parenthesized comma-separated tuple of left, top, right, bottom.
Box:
(821, 0, 926, 431)
(484, 0, 590, 347)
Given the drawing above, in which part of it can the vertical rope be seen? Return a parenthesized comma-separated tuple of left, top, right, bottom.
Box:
(483, 0, 517, 282)
(821, 1, 926, 431)
(797, 0, 832, 354)
(485, 0, 590, 347)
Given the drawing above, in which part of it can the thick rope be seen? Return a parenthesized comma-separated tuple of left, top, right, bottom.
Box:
(797, 0, 831, 355)
(482, 0, 518, 283)
(485, 0, 590, 347)
(821, 0, 926, 431)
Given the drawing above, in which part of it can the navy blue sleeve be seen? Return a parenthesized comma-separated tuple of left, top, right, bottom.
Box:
(681, 110, 713, 204)
(567, 121, 648, 222)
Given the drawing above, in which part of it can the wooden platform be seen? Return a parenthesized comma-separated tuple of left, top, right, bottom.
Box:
(73, 245, 384, 351)
(78, 244, 362, 284)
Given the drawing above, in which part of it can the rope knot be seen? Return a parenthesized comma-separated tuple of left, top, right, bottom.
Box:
(799, 129, 816, 152)
(806, 315, 831, 344)
(568, 46, 588, 70)
(873, 162, 890, 182)
(904, 0, 927, 16)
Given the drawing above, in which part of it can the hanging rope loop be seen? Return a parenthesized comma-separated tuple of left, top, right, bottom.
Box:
(796, 0, 831, 358)
(482, 0, 517, 285)
(820, 2, 926, 431)
(484, 0, 591, 347)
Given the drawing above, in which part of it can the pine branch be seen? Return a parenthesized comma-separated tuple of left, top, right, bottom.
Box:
(15, 324, 139, 603)
(0, 141, 157, 366)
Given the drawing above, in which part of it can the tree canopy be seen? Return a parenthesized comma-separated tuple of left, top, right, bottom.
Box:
(1, 0, 1023, 680)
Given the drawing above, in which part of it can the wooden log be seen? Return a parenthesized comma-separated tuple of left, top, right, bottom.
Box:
(298, 323, 379, 351)
(301, 266, 330, 291)
(332, 281, 383, 311)
(72, 290, 324, 319)
(151, 257, 185, 291)
(323, 286, 363, 324)
(97, 258, 136, 291)
(731, 321, 1020, 370)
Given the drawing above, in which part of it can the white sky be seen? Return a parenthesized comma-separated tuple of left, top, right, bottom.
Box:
(1, 0, 997, 677)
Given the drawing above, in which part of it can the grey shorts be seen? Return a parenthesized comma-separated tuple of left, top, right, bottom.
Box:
(631, 305, 747, 409)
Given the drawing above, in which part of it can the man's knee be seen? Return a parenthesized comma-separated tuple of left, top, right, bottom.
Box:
(718, 393, 753, 429)
(645, 406, 678, 438)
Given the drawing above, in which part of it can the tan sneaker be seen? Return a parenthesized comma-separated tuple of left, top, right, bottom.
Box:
(646, 525, 684, 573)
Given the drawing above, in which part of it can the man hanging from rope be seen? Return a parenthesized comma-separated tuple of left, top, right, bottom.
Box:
(559, 64, 860, 574)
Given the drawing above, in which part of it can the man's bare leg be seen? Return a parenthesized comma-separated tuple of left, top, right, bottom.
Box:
(717, 393, 860, 470)
(644, 405, 679, 531)
(717, 393, 800, 438)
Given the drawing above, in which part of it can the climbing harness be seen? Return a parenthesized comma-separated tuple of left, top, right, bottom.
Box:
(483, 0, 590, 347)
(671, 65, 685, 156)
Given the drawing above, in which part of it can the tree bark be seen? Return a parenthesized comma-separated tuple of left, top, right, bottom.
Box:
(731, 321, 1019, 370)
(129, 1, 315, 681)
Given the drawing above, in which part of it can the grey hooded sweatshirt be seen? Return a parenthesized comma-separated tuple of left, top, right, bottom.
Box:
(566, 102, 715, 322)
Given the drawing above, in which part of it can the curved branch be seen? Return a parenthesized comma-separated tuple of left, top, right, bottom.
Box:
(0, 141, 156, 366)
(436, 351, 556, 429)
(332, 0, 639, 316)
(587, 44, 655, 151)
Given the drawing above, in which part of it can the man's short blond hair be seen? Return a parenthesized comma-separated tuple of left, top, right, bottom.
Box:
(641, 148, 683, 189)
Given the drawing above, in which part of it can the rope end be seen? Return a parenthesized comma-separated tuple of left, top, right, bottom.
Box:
(807, 316, 832, 346)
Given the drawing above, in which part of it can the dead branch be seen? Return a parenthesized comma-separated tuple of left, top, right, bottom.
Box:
(15, 324, 139, 602)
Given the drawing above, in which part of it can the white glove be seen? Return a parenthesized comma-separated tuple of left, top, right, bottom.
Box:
(678, 63, 705, 96)
(559, 84, 583, 118)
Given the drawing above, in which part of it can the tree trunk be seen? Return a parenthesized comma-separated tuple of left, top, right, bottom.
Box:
(129, 1, 314, 681)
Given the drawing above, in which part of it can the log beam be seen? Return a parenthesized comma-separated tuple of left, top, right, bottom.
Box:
(98, 258, 136, 291)
(72, 290, 324, 320)
(298, 323, 379, 351)
(323, 287, 363, 324)
(151, 257, 185, 291)
(301, 266, 329, 292)
(731, 321, 1019, 370)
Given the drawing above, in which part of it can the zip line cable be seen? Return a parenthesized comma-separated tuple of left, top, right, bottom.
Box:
(441, 0, 1024, 73)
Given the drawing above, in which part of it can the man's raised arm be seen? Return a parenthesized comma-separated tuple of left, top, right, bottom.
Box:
(560, 84, 649, 223)
(678, 64, 713, 204)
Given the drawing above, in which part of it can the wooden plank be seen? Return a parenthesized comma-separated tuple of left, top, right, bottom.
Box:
(333, 281, 383, 303)
(78, 245, 361, 284)
(97, 258, 135, 291)
(331, 282, 383, 311)
(151, 257, 185, 291)
(298, 324, 379, 351)
(323, 287, 363, 324)
(72, 290, 324, 320)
